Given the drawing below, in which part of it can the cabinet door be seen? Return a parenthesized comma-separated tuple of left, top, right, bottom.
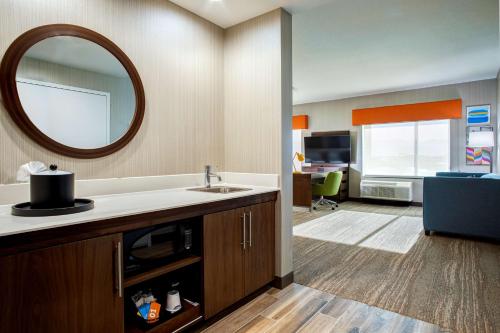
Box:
(0, 234, 123, 333)
(244, 201, 275, 295)
(203, 208, 245, 319)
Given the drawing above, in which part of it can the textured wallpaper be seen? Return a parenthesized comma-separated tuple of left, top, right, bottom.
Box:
(0, 0, 224, 184)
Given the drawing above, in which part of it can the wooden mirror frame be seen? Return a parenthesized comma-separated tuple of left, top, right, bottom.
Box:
(0, 24, 145, 159)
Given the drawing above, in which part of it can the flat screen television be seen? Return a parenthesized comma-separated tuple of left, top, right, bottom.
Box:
(304, 135, 351, 164)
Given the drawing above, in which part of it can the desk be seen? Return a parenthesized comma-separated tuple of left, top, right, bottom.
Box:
(293, 168, 349, 209)
(293, 173, 313, 209)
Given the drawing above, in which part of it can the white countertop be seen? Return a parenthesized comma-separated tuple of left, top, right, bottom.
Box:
(0, 184, 278, 238)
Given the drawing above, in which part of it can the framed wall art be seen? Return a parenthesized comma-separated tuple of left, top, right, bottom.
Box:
(466, 105, 491, 125)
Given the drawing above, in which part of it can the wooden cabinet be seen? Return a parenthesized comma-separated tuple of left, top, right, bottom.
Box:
(244, 201, 275, 295)
(203, 201, 275, 319)
(203, 208, 245, 319)
(0, 234, 123, 333)
(0, 192, 277, 332)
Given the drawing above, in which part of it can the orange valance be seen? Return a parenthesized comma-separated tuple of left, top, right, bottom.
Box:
(293, 115, 309, 129)
(352, 99, 462, 126)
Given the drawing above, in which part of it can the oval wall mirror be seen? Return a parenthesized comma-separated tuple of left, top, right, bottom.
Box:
(0, 24, 145, 158)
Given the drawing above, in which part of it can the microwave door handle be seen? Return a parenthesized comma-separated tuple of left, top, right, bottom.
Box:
(114, 241, 123, 298)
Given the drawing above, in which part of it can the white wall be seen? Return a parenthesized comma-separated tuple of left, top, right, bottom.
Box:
(223, 9, 293, 278)
(294, 79, 498, 202)
(292, 130, 303, 171)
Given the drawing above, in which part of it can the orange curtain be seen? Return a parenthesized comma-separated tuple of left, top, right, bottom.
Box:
(293, 115, 309, 129)
(352, 99, 462, 126)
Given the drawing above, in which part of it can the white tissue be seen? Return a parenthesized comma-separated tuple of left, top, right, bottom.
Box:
(16, 161, 47, 182)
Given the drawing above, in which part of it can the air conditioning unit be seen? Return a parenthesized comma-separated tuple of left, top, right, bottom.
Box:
(360, 180, 413, 202)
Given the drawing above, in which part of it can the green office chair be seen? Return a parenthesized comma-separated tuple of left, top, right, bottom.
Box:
(312, 171, 342, 210)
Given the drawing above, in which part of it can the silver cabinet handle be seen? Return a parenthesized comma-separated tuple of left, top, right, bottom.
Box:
(115, 241, 123, 298)
(241, 213, 246, 250)
(248, 211, 252, 247)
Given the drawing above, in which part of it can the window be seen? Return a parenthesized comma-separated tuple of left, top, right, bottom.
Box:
(362, 120, 450, 177)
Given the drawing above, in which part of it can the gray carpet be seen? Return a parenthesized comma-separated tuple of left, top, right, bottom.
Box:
(293, 201, 500, 333)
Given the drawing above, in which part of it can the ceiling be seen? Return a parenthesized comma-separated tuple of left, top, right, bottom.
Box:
(172, 0, 500, 105)
(25, 36, 129, 78)
(292, 0, 500, 104)
(169, 0, 333, 28)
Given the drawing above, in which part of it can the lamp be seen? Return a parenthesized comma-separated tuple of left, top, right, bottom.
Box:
(468, 131, 495, 148)
(468, 130, 495, 173)
(293, 152, 305, 173)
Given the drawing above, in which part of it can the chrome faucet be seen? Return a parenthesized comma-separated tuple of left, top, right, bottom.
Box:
(204, 165, 221, 188)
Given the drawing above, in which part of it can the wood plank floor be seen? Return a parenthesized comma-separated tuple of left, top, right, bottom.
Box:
(293, 201, 500, 333)
(200, 283, 446, 333)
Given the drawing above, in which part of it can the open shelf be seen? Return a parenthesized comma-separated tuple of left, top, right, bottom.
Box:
(124, 255, 202, 288)
(123, 218, 203, 333)
(125, 299, 202, 333)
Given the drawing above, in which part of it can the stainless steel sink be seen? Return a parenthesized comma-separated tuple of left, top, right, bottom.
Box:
(187, 186, 251, 194)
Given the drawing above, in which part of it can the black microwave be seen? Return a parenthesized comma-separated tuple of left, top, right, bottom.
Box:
(123, 221, 194, 276)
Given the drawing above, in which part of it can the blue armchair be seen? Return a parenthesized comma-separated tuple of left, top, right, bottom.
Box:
(423, 172, 500, 240)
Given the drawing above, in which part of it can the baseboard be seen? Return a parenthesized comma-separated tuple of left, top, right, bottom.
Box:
(272, 272, 294, 289)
